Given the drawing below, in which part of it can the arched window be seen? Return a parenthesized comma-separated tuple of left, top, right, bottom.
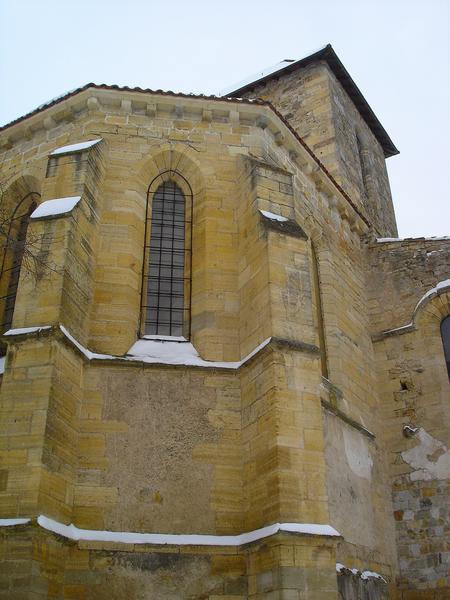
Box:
(140, 174, 193, 339)
(0, 192, 39, 341)
(441, 316, 450, 380)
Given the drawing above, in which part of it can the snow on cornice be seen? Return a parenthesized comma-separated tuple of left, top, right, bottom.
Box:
(30, 196, 81, 219)
(0, 515, 341, 545)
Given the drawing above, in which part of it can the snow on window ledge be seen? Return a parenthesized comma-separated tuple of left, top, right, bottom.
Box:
(49, 139, 102, 156)
(30, 196, 81, 220)
(0, 515, 341, 545)
(142, 334, 187, 342)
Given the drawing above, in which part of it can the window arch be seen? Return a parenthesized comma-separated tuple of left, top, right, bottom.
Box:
(140, 172, 193, 339)
(0, 191, 39, 341)
(441, 316, 450, 380)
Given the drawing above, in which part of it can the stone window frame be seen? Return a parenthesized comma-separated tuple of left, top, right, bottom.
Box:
(0, 191, 39, 344)
(140, 170, 193, 340)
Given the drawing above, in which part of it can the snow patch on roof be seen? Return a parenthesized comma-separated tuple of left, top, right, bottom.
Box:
(30, 196, 81, 219)
(37, 515, 340, 546)
(50, 139, 102, 156)
(3, 326, 52, 336)
(259, 209, 289, 222)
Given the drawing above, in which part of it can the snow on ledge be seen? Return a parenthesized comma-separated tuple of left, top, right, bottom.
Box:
(0, 518, 31, 526)
(59, 324, 271, 369)
(37, 515, 340, 545)
(3, 326, 52, 337)
(30, 196, 81, 219)
(259, 209, 289, 222)
(4, 323, 272, 370)
(142, 334, 187, 342)
(376, 236, 450, 243)
(336, 563, 387, 583)
(0, 356, 5, 375)
(50, 139, 102, 156)
(126, 337, 271, 369)
(414, 278, 450, 313)
(379, 279, 450, 337)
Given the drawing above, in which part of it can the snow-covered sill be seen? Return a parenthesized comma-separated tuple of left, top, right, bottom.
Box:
(336, 562, 387, 583)
(0, 515, 340, 545)
(3, 324, 271, 371)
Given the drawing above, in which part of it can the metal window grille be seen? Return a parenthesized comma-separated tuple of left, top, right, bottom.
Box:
(141, 176, 192, 338)
(0, 193, 38, 336)
(441, 316, 450, 380)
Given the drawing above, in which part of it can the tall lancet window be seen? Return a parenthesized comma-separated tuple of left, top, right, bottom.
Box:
(141, 175, 193, 339)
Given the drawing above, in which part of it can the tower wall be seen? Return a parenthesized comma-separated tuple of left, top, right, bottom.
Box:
(240, 61, 398, 237)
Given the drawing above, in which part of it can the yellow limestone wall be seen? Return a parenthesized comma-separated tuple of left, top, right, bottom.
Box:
(0, 88, 400, 598)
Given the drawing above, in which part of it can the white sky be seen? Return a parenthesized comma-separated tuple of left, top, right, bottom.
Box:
(1, 0, 449, 238)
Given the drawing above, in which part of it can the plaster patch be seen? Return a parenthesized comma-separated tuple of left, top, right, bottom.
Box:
(343, 428, 373, 480)
(401, 428, 450, 482)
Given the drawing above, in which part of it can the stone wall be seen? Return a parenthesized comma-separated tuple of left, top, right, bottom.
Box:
(368, 237, 450, 597)
(0, 84, 426, 598)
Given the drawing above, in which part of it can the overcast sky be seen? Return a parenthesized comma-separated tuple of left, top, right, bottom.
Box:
(1, 0, 449, 238)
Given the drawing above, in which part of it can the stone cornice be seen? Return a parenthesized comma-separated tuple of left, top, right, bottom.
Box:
(0, 85, 370, 235)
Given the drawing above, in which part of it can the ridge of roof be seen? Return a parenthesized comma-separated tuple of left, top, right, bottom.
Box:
(0, 82, 371, 229)
(223, 44, 399, 158)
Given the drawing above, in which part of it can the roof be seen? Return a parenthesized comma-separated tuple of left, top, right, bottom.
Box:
(223, 44, 399, 158)
(0, 83, 265, 134)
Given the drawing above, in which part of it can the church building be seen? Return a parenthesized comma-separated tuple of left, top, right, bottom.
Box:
(0, 44, 449, 599)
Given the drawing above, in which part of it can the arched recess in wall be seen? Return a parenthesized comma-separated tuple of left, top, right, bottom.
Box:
(140, 170, 193, 339)
(135, 144, 206, 342)
(413, 282, 450, 383)
(0, 176, 41, 349)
